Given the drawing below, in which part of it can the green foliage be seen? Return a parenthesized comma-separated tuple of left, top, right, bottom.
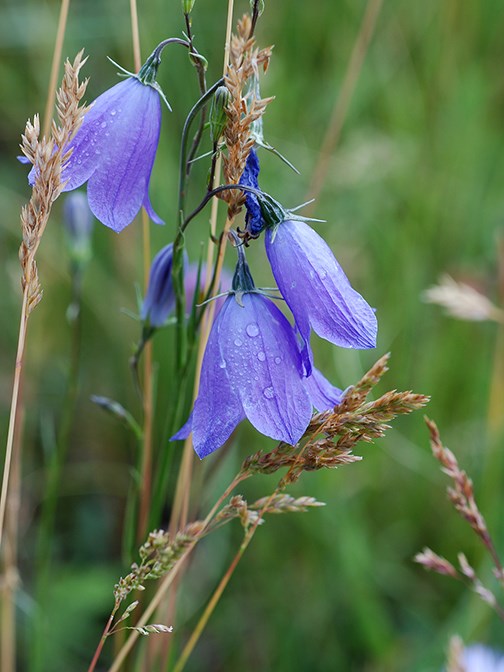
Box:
(1, 1, 504, 670)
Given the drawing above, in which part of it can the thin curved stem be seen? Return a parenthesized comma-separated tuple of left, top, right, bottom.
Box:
(172, 77, 225, 374)
(42, 0, 70, 137)
(306, 0, 383, 211)
(106, 471, 248, 672)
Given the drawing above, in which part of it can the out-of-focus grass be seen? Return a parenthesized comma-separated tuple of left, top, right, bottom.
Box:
(1, 1, 504, 670)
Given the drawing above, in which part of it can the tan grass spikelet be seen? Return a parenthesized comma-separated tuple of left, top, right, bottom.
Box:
(243, 353, 429, 483)
(222, 15, 273, 217)
(19, 51, 89, 313)
(423, 274, 504, 322)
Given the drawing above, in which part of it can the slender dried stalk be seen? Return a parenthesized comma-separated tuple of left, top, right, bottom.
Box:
(306, 0, 383, 211)
(170, 0, 237, 539)
(0, 49, 87, 672)
(0, 52, 88, 548)
(172, 356, 428, 670)
(43, 0, 71, 138)
(106, 471, 248, 672)
(415, 419, 504, 619)
(128, 0, 155, 546)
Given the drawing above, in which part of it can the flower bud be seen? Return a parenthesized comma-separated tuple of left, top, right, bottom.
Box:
(183, 0, 196, 13)
(63, 192, 93, 267)
(209, 85, 231, 144)
(141, 244, 189, 328)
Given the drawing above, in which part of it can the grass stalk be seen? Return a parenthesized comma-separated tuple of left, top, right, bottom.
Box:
(1, 5, 72, 668)
(129, 0, 154, 545)
(306, 0, 383, 209)
(106, 471, 247, 672)
(171, 414, 337, 671)
(0, 291, 28, 550)
(42, 0, 70, 138)
(170, 0, 235, 535)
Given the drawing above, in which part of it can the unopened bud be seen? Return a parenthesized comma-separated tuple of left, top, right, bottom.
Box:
(63, 192, 93, 267)
(183, 0, 196, 13)
(209, 85, 231, 144)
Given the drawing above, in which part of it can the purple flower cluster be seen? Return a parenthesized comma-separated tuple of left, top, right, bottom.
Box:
(172, 146, 377, 458)
(172, 246, 343, 458)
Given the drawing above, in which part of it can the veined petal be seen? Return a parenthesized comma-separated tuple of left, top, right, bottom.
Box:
(219, 293, 312, 445)
(304, 367, 343, 412)
(266, 220, 377, 353)
(174, 296, 245, 458)
(86, 79, 162, 231)
(62, 79, 136, 191)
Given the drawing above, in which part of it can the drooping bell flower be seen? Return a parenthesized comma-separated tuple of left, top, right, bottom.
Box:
(27, 49, 169, 232)
(265, 216, 377, 369)
(172, 242, 313, 458)
(141, 243, 188, 328)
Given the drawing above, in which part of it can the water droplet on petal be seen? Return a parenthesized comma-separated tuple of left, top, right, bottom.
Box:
(263, 386, 275, 399)
(234, 337, 243, 347)
(110, 109, 117, 116)
(290, 281, 297, 289)
(246, 323, 259, 337)
(101, 121, 107, 129)
(319, 269, 327, 279)
(257, 351, 266, 362)
(274, 356, 282, 364)
(219, 360, 227, 369)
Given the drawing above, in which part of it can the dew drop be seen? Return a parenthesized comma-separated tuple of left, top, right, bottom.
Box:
(257, 351, 266, 362)
(290, 281, 297, 289)
(219, 360, 227, 369)
(110, 109, 117, 116)
(274, 356, 282, 364)
(246, 323, 259, 337)
(101, 121, 107, 129)
(234, 337, 243, 347)
(319, 269, 327, 279)
(263, 386, 275, 399)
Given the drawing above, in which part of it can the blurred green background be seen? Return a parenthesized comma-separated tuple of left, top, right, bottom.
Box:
(1, 0, 504, 670)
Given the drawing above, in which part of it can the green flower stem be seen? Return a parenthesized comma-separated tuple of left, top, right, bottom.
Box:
(173, 77, 225, 375)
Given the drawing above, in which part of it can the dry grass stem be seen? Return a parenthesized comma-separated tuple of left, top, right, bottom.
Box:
(414, 548, 459, 579)
(423, 274, 504, 323)
(415, 420, 504, 620)
(307, 0, 383, 210)
(20, 51, 89, 312)
(446, 635, 465, 672)
(210, 493, 325, 532)
(425, 418, 503, 575)
(222, 14, 273, 217)
(244, 354, 429, 484)
(114, 522, 205, 604)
